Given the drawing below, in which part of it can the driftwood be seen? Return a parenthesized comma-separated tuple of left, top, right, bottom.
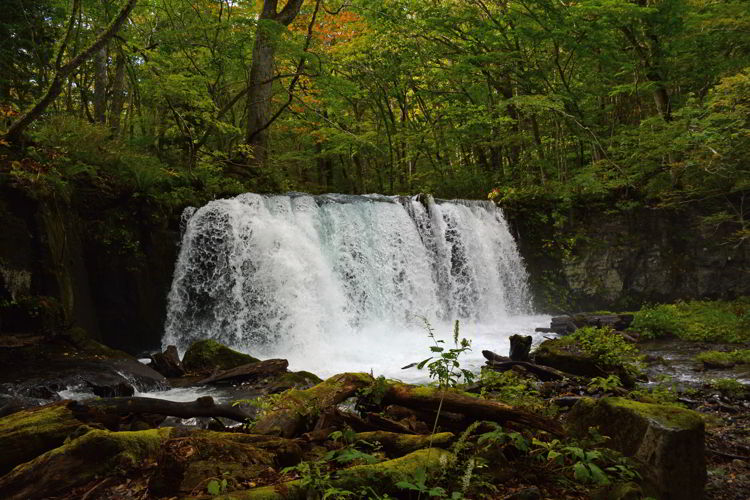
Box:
(364, 412, 418, 434)
(483, 349, 576, 381)
(382, 383, 563, 436)
(482, 349, 510, 363)
(253, 373, 374, 437)
(69, 396, 251, 423)
(197, 359, 289, 385)
(485, 359, 574, 382)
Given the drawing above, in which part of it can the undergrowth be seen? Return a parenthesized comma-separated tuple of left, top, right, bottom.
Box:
(631, 298, 750, 343)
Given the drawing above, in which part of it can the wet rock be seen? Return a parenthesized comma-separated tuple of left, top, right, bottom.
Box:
(182, 339, 259, 374)
(567, 397, 706, 500)
(548, 314, 634, 335)
(149, 345, 186, 377)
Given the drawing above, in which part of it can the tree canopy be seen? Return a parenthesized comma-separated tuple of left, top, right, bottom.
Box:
(0, 0, 748, 217)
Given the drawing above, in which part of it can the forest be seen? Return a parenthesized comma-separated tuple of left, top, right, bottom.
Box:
(1, 0, 748, 207)
(1, 1, 750, 500)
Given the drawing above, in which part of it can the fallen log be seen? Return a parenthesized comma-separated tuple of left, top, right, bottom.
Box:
(485, 360, 575, 381)
(253, 372, 375, 437)
(381, 383, 563, 436)
(196, 359, 289, 385)
(364, 412, 418, 434)
(482, 350, 510, 363)
(69, 396, 252, 423)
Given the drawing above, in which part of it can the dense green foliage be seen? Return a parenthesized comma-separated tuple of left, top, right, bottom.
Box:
(631, 298, 750, 342)
(0, 0, 748, 224)
(695, 349, 750, 367)
(571, 326, 643, 376)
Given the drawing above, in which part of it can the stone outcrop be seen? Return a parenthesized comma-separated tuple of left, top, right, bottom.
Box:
(504, 197, 750, 311)
(182, 339, 260, 374)
(566, 397, 706, 500)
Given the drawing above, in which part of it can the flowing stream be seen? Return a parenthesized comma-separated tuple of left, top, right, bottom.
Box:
(163, 193, 548, 381)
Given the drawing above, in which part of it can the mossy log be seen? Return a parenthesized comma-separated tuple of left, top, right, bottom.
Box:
(0, 401, 86, 475)
(355, 431, 454, 456)
(200, 448, 454, 500)
(253, 372, 374, 437)
(382, 383, 563, 435)
(197, 359, 289, 385)
(0, 427, 172, 500)
(69, 395, 252, 423)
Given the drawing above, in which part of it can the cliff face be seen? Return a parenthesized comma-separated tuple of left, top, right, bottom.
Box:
(0, 184, 180, 353)
(505, 197, 750, 312)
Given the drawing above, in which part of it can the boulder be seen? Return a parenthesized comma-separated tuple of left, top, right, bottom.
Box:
(566, 397, 706, 500)
(182, 339, 259, 374)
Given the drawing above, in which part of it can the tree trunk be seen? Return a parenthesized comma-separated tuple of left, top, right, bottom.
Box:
(93, 44, 108, 123)
(109, 48, 127, 134)
(69, 395, 252, 423)
(244, 0, 305, 169)
(3, 0, 137, 143)
(253, 372, 373, 437)
(382, 383, 563, 436)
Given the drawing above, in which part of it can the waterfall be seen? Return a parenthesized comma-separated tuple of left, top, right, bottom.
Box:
(163, 193, 540, 379)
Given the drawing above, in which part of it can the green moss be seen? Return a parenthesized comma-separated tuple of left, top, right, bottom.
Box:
(631, 298, 750, 343)
(709, 378, 749, 398)
(534, 328, 641, 386)
(267, 371, 323, 392)
(603, 397, 703, 431)
(355, 431, 454, 456)
(0, 428, 172, 499)
(182, 339, 259, 373)
(207, 448, 454, 500)
(696, 349, 750, 368)
(0, 402, 84, 475)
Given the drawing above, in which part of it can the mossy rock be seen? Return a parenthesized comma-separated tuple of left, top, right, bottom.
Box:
(182, 339, 260, 373)
(0, 427, 172, 500)
(204, 447, 454, 500)
(149, 430, 280, 497)
(266, 370, 323, 393)
(0, 401, 86, 475)
(567, 397, 705, 500)
(533, 337, 635, 387)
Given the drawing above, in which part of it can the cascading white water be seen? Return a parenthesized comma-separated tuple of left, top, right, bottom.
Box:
(163, 193, 548, 381)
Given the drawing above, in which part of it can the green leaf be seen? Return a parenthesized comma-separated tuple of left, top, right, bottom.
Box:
(207, 480, 221, 495)
(573, 462, 592, 482)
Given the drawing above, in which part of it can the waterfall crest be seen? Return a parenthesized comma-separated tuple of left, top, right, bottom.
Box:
(163, 193, 535, 378)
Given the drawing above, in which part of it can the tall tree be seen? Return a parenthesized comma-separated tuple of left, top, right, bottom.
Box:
(245, 0, 305, 169)
(3, 0, 137, 143)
